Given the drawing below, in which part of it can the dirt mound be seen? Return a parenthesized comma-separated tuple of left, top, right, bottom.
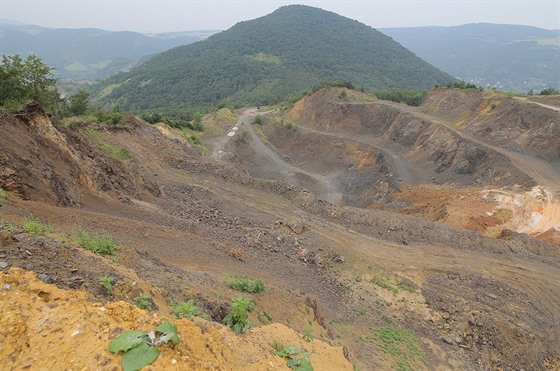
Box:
(0, 268, 352, 370)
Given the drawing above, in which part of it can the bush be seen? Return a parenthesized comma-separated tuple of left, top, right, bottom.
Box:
(99, 275, 115, 295)
(170, 299, 200, 319)
(540, 87, 560, 96)
(73, 229, 117, 256)
(133, 292, 153, 311)
(0, 188, 6, 207)
(223, 297, 255, 333)
(23, 217, 54, 235)
(228, 275, 266, 294)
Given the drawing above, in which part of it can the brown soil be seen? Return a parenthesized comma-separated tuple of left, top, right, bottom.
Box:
(1, 97, 559, 371)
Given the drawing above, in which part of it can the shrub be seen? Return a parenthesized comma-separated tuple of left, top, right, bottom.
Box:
(99, 275, 115, 295)
(0, 188, 6, 208)
(223, 297, 255, 333)
(133, 292, 153, 311)
(170, 299, 200, 319)
(228, 275, 266, 294)
(23, 217, 54, 235)
(73, 229, 117, 256)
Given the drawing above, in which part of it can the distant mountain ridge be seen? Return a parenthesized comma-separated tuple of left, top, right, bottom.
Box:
(0, 21, 217, 80)
(381, 23, 560, 92)
(93, 5, 454, 112)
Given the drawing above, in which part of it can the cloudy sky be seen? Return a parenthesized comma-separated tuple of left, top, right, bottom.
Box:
(1, 0, 558, 33)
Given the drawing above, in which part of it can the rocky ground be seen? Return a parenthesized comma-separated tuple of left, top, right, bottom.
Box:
(1, 90, 559, 370)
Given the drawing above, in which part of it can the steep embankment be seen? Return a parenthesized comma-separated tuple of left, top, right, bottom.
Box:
(279, 88, 559, 239)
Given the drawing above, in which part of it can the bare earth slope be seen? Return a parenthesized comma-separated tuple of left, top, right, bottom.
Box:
(1, 101, 559, 370)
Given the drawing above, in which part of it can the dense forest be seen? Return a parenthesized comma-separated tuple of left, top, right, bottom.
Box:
(94, 5, 454, 113)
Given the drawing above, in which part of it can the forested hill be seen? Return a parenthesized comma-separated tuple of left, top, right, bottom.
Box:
(381, 23, 560, 92)
(94, 5, 454, 112)
(0, 23, 210, 80)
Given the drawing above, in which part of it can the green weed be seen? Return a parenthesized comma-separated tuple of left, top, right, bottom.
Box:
(23, 217, 55, 236)
(227, 274, 266, 294)
(73, 229, 117, 256)
(133, 292, 153, 311)
(359, 327, 426, 370)
(99, 275, 115, 295)
(258, 309, 273, 324)
(84, 128, 133, 162)
(223, 297, 255, 334)
(170, 299, 200, 319)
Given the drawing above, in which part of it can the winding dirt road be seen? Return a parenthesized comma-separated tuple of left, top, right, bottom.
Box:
(237, 108, 343, 204)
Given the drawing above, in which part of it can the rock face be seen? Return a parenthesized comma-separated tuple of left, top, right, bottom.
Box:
(0, 103, 166, 205)
(0, 268, 353, 370)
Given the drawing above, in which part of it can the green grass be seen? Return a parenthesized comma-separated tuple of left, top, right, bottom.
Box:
(60, 115, 97, 129)
(23, 218, 55, 236)
(72, 229, 117, 256)
(0, 188, 7, 201)
(84, 128, 133, 162)
(359, 327, 426, 371)
(371, 273, 417, 295)
(227, 274, 266, 294)
(0, 220, 19, 233)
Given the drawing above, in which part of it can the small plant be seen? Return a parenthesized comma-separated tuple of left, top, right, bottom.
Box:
(133, 293, 153, 311)
(0, 220, 19, 233)
(302, 324, 314, 342)
(23, 217, 55, 236)
(275, 345, 314, 371)
(353, 307, 368, 316)
(170, 299, 200, 319)
(285, 122, 294, 130)
(223, 297, 255, 334)
(253, 115, 263, 125)
(73, 229, 117, 256)
(109, 319, 180, 371)
(359, 326, 425, 370)
(0, 188, 7, 206)
(338, 90, 347, 99)
(99, 275, 115, 295)
(227, 274, 266, 294)
(258, 309, 273, 324)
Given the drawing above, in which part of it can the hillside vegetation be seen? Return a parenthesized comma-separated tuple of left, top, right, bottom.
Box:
(381, 23, 560, 92)
(93, 5, 453, 112)
(0, 23, 210, 81)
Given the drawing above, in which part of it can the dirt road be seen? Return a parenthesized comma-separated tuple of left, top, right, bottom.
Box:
(382, 100, 560, 196)
(238, 108, 343, 204)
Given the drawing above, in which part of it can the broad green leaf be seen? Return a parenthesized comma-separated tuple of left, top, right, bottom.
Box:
(298, 358, 314, 371)
(122, 341, 160, 371)
(275, 345, 300, 358)
(109, 330, 147, 354)
(155, 319, 181, 345)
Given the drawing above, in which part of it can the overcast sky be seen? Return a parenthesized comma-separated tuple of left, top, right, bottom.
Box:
(1, 0, 559, 33)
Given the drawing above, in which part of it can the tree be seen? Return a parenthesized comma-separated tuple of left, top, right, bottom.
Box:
(0, 54, 60, 111)
(69, 90, 89, 115)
